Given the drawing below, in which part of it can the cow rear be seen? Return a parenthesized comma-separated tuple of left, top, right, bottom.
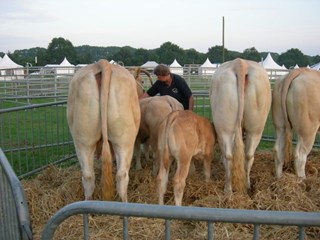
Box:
(273, 68, 320, 178)
(209, 58, 271, 194)
(67, 60, 141, 201)
(157, 110, 216, 206)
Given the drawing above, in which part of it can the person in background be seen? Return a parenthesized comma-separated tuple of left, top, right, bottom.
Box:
(140, 64, 194, 110)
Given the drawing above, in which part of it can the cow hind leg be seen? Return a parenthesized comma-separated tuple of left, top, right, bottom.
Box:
(113, 146, 135, 202)
(203, 155, 211, 182)
(157, 148, 170, 205)
(295, 132, 317, 178)
(223, 155, 233, 194)
(274, 127, 288, 178)
(75, 142, 96, 200)
(173, 152, 192, 206)
(134, 140, 142, 170)
(245, 132, 262, 189)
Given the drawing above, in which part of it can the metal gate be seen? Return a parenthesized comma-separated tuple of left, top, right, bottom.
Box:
(41, 201, 320, 240)
(0, 148, 33, 240)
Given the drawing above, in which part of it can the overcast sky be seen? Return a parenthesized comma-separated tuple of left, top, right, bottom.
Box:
(1, 0, 319, 56)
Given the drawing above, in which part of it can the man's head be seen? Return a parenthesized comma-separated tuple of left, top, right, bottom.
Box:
(153, 64, 171, 85)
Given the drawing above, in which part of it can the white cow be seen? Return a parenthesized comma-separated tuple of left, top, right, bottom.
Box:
(67, 59, 141, 201)
(209, 58, 271, 194)
(272, 68, 320, 178)
(134, 95, 184, 173)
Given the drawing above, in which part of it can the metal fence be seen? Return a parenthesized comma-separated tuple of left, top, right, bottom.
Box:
(0, 148, 33, 240)
(0, 101, 75, 178)
(41, 201, 320, 240)
(1, 67, 320, 240)
(1, 93, 320, 178)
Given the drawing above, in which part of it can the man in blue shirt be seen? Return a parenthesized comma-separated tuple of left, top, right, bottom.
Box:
(140, 64, 194, 110)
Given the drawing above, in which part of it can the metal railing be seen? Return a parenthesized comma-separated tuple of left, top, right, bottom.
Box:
(41, 201, 320, 240)
(0, 148, 33, 240)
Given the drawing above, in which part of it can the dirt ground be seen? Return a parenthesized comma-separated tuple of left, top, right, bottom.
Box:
(22, 149, 320, 240)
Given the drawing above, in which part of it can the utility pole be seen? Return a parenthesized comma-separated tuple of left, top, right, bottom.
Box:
(222, 16, 225, 63)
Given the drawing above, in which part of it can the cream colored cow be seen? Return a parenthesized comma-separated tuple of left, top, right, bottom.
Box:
(209, 58, 271, 194)
(157, 110, 216, 206)
(134, 95, 184, 173)
(272, 68, 320, 179)
(67, 59, 141, 202)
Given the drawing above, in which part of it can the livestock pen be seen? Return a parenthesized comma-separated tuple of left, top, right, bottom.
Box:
(1, 67, 320, 239)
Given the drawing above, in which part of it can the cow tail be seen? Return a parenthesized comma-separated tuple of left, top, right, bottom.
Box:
(232, 59, 247, 194)
(98, 59, 114, 200)
(281, 68, 306, 168)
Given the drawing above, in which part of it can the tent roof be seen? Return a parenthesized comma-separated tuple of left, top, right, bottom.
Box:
(60, 57, 74, 66)
(141, 61, 158, 68)
(0, 54, 23, 69)
(170, 59, 182, 67)
(311, 62, 320, 70)
(201, 58, 215, 67)
(261, 53, 283, 69)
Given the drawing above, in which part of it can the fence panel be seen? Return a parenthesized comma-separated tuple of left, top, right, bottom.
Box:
(0, 101, 75, 177)
(41, 201, 320, 240)
(0, 148, 33, 240)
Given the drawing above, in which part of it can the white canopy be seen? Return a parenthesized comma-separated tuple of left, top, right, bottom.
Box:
(0, 54, 24, 80)
(141, 61, 158, 68)
(200, 58, 217, 75)
(42, 57, 75, 75)
(0, 54, 23, 69)
(311, 62, 320, 70)
(59, 57, 74, 66)
(261, 53, 288, 79)
(170, 59, 183, 75)
(57, 57, 74, 75)
(261, 53, 284, 70)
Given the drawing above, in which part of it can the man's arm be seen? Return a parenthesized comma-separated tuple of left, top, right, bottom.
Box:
(139, 92, 150, 99)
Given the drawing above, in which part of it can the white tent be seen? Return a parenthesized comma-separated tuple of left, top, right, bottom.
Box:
(200, 58, 217, 75)
(141, 61, 158, 68)
(170, 59, 183, 75)
(141, 61, 158, 73)
(0, 54, 24, 80)
(42, 57, 75, 75)
(261, 53, 283, 69)
(58, 57, 75, 75)
(311, 62, 320, 70)
(261, 53, 288, 79)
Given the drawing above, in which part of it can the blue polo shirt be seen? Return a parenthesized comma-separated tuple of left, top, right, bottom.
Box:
(146, 73, 192, 110)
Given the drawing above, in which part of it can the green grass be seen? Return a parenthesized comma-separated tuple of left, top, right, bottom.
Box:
(1, 100, 75, 176)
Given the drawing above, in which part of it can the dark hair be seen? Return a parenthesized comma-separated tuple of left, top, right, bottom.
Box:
(153, 64, 170, 76)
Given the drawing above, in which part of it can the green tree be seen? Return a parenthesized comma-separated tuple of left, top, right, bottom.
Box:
(278, 48, 310, 69)
(112, 46, 135, 66)
(207, 45, 231, 63)
(46, 37, 77, 64)
(241, 47, 261, 62)
(132, 48, 159, 66)
(156, 42, 185, 64)
(184, 48, 205, 65)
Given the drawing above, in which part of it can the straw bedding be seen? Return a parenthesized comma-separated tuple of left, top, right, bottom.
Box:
(22, 149, 320, 239)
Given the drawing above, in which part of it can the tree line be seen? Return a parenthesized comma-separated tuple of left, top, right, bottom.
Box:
(1, 37, 319, 69)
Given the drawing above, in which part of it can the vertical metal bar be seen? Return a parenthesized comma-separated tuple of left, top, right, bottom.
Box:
(123, 216, 128, 240)
(253, 224, 259, 240)
(208, 221, 214, 240)
(298, 226, 305, 240)
(83, 213, 89, 240)
(24, 108, 28, 174)
(165, 219, 171, 240)
(44, 110, 48, 163)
